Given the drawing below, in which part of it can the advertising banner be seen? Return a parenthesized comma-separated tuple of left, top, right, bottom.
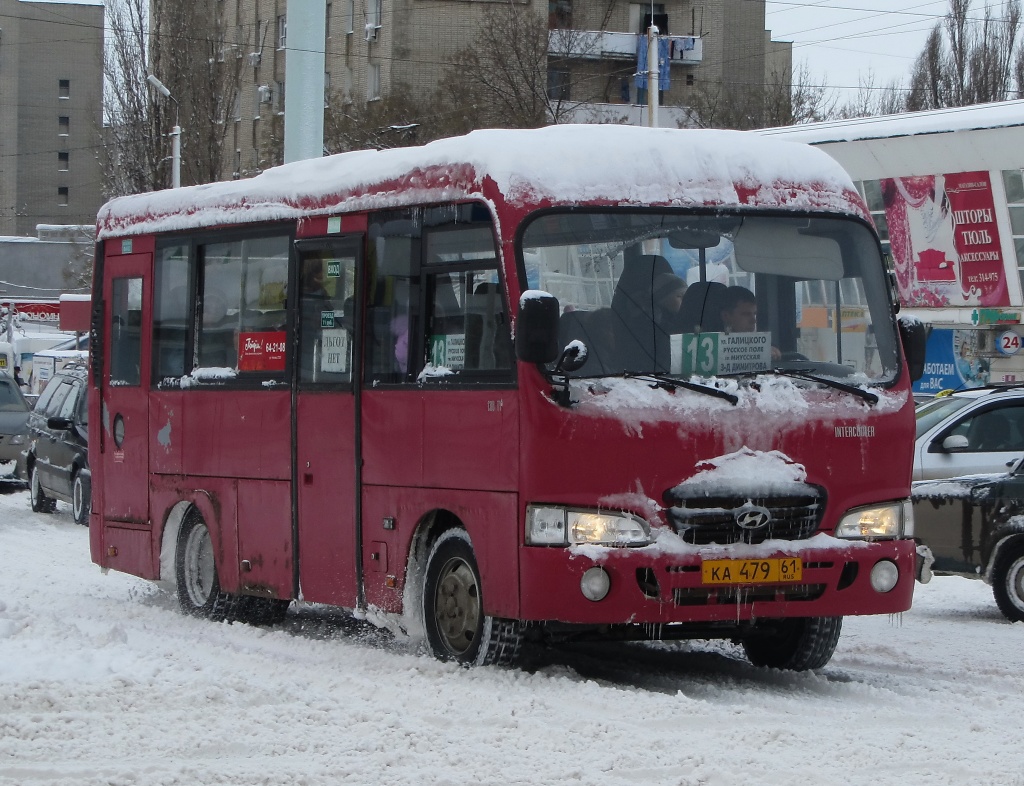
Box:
(913, 328, 990, 395)
(238, 331, 287, 372)
(882, 171, 1009, 308)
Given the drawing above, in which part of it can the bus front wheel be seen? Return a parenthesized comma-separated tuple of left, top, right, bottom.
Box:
(422, 528, 522, 667)
(741, 616, 842, 671)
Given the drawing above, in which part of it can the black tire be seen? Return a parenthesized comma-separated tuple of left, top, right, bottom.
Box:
(175, 508, 244, 621)
(991, 541, 1024, 622)
(742, 616, 843, 671)
(422, 529, 522, 666)
(29, 465, 56, 514)
(237, 596, 291, 626)
(72, 471, 91, 526)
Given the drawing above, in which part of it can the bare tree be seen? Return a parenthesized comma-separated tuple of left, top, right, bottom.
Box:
(691, 61, 836, 130)
(838, 71, 908, 119)
(102, 0, 242, 196)
(437, 2, 597, 131)
(906, 0, 1022, 110)
(324, 85, 439, 153)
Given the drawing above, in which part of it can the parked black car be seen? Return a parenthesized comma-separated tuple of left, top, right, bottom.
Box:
(912, 462, 1024, 622)
(25, 364, 89, 524)
(0, 372, 30, 486)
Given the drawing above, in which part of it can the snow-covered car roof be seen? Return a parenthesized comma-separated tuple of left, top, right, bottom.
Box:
(97, 125, 868, 240)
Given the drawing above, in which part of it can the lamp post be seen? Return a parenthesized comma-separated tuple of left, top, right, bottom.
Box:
(147, 74, 181, 188)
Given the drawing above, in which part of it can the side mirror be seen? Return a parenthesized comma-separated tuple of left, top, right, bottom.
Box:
(46, 416, 73, 431)
(515, 291, 560, 365)
(898, 315, 927, 382)
(941, 434, 969, 452)
(555, 340, 589, 373)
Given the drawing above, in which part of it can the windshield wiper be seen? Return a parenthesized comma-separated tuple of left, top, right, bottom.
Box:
(771, 368, 879, 405)
(624, 372, 739, 405)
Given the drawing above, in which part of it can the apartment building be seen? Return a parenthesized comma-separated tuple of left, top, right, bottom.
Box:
(0, 0, 104, 236)
(216, 0, 789, 179)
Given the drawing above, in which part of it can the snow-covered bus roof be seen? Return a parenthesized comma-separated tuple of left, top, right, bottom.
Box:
(759, 100, 1024, 146)
(97, 125, 865, 240)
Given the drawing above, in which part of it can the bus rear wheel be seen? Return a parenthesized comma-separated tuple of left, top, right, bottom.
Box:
(741, 616, 842, 671)
(422, 529, 522, 667)
(175, 509, 240, 621)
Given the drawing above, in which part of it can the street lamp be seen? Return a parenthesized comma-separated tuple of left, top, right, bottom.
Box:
(147, 74, 181, 188)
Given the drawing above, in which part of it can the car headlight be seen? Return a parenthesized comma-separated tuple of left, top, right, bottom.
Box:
(835, 500, 913, 540)
(527, 505, 650, 546)
(9, 434, 26, 446)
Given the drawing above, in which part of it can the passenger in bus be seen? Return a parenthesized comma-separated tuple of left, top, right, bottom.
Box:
(678, 281, 727, 333)
(611, 255, 677, 372)
(720, 285, 781, 361)
(391, 311, 409, 373)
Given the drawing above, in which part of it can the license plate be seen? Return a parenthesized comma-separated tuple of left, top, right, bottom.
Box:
(701, 558, 802, 585)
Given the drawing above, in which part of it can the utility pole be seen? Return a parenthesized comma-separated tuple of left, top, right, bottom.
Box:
(646, 25, 660, 128)
(147, 74, 181, 188)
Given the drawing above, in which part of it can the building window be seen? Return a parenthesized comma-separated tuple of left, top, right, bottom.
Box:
(547, 69, 570, 101)
(326, 2, 332, 37)
(548, 0, 572, 29)
(367, 0, 381, 31)
(342, 66, 353, 104)
(277, 14, 287, 48)
(324, 71, 331, 107)
(275, 80, 286, 113)
(58, 151, 69, 171)
(367, 63, 381, 101)
(58, 187, 69, 206)
(1002, 169, 1024, 296)
(232, 92, 241, 121)
(58, 79, 70, 99)
(58, 116, 69, 136)
(686, 72, 695, 86)
(345, 0, 355, 34)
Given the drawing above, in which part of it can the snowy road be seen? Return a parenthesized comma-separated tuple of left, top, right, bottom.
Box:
(1, 488, 1023, 786)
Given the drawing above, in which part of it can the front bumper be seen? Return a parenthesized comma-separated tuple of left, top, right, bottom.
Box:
(519, 537, 918, 625)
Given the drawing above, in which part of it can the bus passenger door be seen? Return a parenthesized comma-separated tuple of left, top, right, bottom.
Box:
(99, 249, 151, 524)
(294, 239, 360, 607)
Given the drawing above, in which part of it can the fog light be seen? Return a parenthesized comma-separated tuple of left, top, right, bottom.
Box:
(580, 567, 611, 602)
(870, 560, 899, 593)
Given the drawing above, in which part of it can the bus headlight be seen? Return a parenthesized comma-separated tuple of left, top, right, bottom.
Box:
(527, 506, 650, 546)
(835, 500, 913, 540)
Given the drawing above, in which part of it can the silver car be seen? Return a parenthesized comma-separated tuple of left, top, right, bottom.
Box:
(0, 373, 30, 483)
(914, 387, 1024, 480)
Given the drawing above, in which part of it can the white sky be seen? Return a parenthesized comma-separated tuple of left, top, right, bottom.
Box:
(765, 1, 956, 101)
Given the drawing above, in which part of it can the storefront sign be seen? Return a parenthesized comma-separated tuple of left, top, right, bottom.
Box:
(997, 330, 1022, 356)
(971, 308, 1020, 325)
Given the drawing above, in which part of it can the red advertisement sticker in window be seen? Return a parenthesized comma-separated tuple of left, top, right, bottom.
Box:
(238, 331, 287, 372)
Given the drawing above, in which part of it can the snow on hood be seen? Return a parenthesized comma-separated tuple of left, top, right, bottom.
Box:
(97, 126, 864, 240)
(671, 446, 807, 496)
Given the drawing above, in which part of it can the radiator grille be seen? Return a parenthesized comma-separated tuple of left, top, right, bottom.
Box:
(664, 490, 824, 545)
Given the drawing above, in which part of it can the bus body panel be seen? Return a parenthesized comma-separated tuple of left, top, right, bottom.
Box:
(295, 390, 358, 608)
(236, 478, 293, 597)
(359, 484, 520, 617)
(150, 392, 184, 473)
(181, 390, 290, 480)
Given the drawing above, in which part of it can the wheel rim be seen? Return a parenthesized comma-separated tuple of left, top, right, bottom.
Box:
(72, 477, 84, 521)
(182, 522, 216, 608)
(1005, 556, 1024, 614)
(433, 556, 481, 656)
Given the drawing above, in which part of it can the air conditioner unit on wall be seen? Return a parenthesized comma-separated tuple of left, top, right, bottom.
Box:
(364, 23, 376, 41)
(248, 52, 262, 67)
(258, 85, 273, 104)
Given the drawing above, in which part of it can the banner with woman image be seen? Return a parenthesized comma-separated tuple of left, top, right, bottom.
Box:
(882, 171, 1009, 308)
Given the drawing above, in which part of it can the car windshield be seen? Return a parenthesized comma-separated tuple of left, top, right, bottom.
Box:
(0, 378, 28, 412)
(915, 395, 973, 438)
(520, 211, 899, 383)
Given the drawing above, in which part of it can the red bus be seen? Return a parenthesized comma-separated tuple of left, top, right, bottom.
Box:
(89, 125, 926, 670)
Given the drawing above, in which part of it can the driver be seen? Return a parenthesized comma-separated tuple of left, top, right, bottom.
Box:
(720, 286, 780, 361)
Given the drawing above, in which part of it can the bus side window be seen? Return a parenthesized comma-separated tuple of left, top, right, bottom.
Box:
(196, 234, 290, 378)
(153, 243, 190, 382)
(365, 215, 419, 384)
(110, 277, 142, 386)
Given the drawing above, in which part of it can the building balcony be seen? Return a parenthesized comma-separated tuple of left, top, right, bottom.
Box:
(549, 30, 702, 64)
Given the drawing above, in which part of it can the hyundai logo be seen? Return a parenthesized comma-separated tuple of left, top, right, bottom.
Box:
(735, 506, 772, 530)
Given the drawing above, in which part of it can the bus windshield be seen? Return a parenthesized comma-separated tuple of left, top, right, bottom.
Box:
(521, 211, 899, 383)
